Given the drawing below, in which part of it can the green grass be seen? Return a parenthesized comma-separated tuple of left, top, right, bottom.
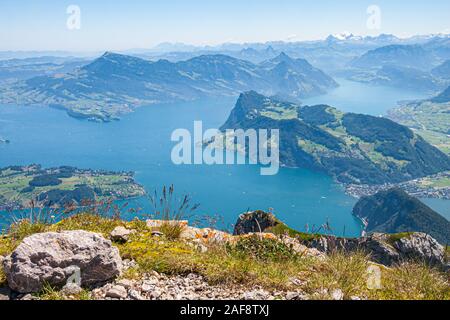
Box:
(0, 266, 6, 287)
(387, 232, 414, 245)
(370, 263, 450, 300)
(1, 214, 449, 300)
(266, 222, 321, 242)
(119, 230, 317, 289)
(35, 283, 91, 300)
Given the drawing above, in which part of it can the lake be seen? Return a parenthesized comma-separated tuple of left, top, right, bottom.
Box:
(0, 79, 448, 234)
(302, 78, 429, 116)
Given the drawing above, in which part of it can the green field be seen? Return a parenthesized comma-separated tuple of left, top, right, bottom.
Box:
(388, 101, 450, 156)
(0, 165, 146, 208)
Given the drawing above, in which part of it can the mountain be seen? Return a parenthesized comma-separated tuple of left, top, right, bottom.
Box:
(422, 36, 450, 61)
(230, 46, 279, 63)
(350, 44, 438, 70)
(326, 33, 400, 46)
(0, 57, 89, 84)
(258, 53, 338, 99)
(0, 52, 337, 121)
(221, 91, 450, 185)
(431, 60, 450, 80)
(346, 44, 449, 91)
(348, 65, 445, 92)
(431, 85, 450, 103)
(353, 188, 450, 244)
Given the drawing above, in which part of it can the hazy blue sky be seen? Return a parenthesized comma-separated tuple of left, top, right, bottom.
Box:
(1, 0, 450, 51)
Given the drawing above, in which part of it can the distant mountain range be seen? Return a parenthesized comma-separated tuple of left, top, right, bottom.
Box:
(431, 85, 450, 103)
(143, 33, 449, 54)
(353, 188, 450, 244)
(221, 91, 450, 185)
(350, 44, 439, 70)
(0, 52, 337, 122)
(345, 42, 450, 92)
(432, 60, 450, 80)
(0, 57, 90, 84)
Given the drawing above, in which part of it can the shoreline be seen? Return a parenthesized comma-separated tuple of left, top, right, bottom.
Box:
(343, 172, 450, 201)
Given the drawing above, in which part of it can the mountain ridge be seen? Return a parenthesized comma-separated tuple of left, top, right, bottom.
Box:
(221, 91, 450, 185)
(353, 188, 450, 244)
(0, 52, 337, 122)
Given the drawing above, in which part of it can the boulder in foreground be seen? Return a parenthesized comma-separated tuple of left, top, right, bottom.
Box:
(3, 230, 122, 293)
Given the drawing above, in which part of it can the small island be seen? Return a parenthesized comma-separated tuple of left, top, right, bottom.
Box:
(0, 164, 146, 210)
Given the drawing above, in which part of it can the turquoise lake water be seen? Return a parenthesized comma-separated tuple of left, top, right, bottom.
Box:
(0, 79, 448, 233)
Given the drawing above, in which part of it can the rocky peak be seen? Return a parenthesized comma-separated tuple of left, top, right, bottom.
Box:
(233, 210, 280, 235)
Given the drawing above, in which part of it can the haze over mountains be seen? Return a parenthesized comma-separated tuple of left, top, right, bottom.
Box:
(0, 52, 337, 121)
(0, 32, 449, 125)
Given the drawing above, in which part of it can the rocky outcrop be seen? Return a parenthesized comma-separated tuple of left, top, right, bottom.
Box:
(393, 233, 447, 267)
(3, 230, 122, 293)
(110, 226, 136, 243)
(233, 211, 448, 270)
(302, 232, 448, 270)
(233, 210, 280, 235)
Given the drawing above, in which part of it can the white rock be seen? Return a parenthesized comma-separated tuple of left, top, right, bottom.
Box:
(242, 289, 269, 300)
(285, 292, 300, 300)
(61, 283, 83, 296)
(116, 279, 134, 289)
(105, 285, 128, 299)
(331, 289, 344, 300)
(128, 289, 145, 300)
(110, 226, 136, 243)
(3, 230, 122, 293)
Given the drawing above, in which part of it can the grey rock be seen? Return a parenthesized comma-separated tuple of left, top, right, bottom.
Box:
(302, 232, 446, 268)
(122, 259, 137, 270)
(233, 210, 279, 235)
(116, 279, 134, 289)
(20, 294, 39, 300)
(3, 230, 122, 293)
(393, 233, 445, 266)
(110, 226, 135, 243)
(61, 283, 83, 296)
(128, 289, 145, 300)
(0, 287, 10, 300)
(285, 292, 300, 300)
(331, 289, 344, 300)
(151, 231, 164, 237)
(105, 285, 127, 299)
(242, 289, 269, 300)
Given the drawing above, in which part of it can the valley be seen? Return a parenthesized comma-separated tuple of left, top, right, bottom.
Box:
(0, 33, 449, 238)
(0, 52, 338, 122)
